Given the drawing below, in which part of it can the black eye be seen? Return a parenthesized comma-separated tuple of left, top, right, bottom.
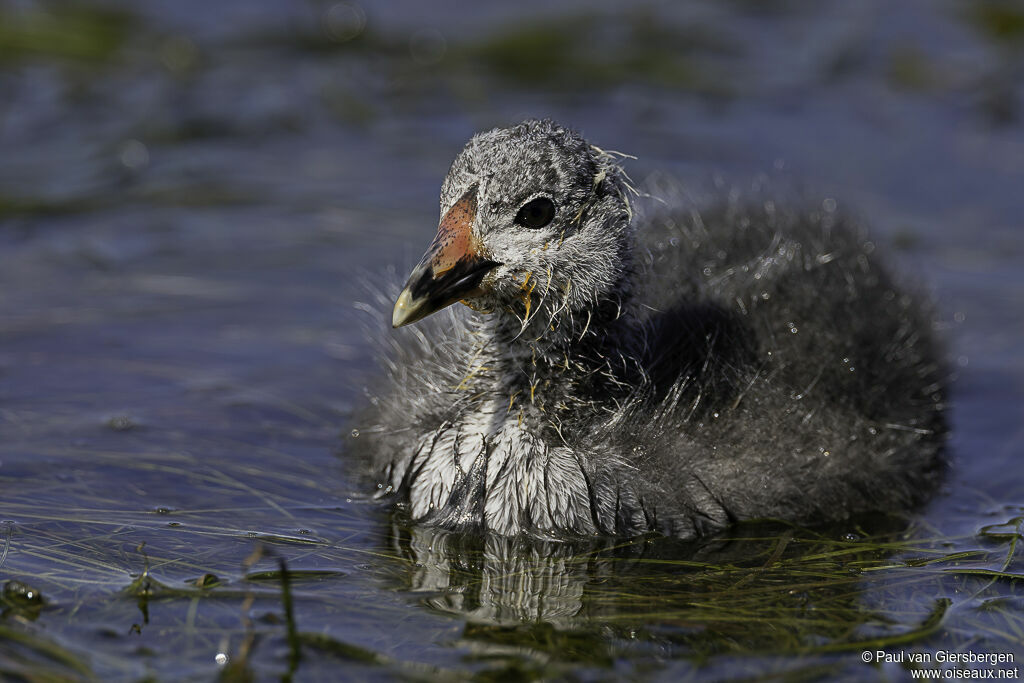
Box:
(514, 197, 556, 229)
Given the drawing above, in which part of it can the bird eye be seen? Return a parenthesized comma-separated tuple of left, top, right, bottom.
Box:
(514, 197, 556, 229)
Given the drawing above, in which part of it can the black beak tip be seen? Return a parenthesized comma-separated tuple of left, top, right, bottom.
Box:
(391, 258, 501, 328)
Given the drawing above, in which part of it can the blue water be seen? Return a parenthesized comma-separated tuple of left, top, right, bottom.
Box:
(1, 0, 1022, 679)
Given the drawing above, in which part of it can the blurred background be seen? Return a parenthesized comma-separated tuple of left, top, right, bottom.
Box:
(1, 0, 1023, 679)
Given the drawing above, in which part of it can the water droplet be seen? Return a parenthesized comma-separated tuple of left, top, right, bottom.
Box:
(215, 653, 228, 666)
(822, 198, 837, 213)
(323, 2, 366, 42)
(118, 140, 149, 170)
(350, 428, 360, 438)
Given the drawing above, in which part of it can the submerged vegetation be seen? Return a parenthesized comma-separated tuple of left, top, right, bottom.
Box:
(0, 5, 133, 64)
(1, 0, 1022, 679)
(2, 456, 1023, 680)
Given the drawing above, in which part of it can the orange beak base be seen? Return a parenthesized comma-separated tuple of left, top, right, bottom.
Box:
(392, 186, 500, 328)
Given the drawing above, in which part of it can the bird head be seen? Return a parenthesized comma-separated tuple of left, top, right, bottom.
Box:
(392, 119, 633, 329)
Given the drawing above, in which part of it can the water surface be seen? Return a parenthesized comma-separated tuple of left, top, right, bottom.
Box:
(1, 0, 1023, 679)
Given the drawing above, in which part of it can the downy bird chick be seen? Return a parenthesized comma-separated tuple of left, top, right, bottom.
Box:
(351, 119, 947, 539)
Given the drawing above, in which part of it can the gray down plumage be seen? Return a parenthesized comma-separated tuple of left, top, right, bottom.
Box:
(348, 118, 947, 539)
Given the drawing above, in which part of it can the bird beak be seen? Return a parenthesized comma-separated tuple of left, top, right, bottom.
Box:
(392, 186, 500, 328)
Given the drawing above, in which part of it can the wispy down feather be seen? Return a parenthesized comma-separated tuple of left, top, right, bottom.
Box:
(347, 119, 947, 539)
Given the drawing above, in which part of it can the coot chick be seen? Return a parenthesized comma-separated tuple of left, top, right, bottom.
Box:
(352, 119, 946, 539)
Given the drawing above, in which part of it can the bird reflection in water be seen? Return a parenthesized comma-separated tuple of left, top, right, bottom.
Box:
(375, 509, 950, 666)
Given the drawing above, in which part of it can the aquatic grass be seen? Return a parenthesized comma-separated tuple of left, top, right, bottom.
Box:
(0, 5, 134, 65)
(0, 623, 95, 681)
(966, 0, 1024, 45)
(447, 12, 738, 97)
(377, 515, 1023, 673)
(2, 504, 1020, 679)
(0, 0, 1018, 679)
(229, 8, 737, 101)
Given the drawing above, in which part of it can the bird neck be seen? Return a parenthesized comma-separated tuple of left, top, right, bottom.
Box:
(472, 267, 642, 418)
